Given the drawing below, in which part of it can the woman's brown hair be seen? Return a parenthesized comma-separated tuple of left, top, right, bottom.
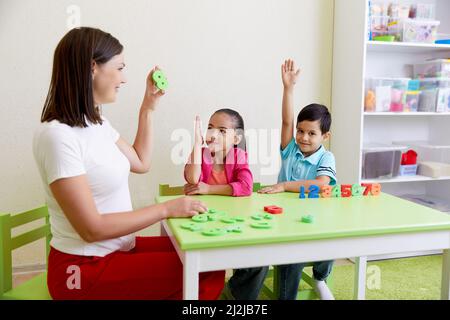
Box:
(41, 27, 123, 127)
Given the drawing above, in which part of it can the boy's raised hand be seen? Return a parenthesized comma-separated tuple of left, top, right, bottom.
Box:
(281, 59, 301, 89)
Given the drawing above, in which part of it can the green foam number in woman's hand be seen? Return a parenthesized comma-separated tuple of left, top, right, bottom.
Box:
(152, 70, 168, 90)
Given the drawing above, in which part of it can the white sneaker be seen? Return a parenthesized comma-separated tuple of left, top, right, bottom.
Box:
(313, 280, 335, 300)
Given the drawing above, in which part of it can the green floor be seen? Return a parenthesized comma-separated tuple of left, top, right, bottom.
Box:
(256, 255, 443, 300)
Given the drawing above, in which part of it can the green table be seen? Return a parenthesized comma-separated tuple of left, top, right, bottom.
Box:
(156, 192, 450, 300)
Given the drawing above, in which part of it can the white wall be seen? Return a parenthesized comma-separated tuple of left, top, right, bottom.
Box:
(0, 0, 334, 267)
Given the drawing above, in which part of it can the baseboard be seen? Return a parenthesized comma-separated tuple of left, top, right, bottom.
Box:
(13, 263, 46, 274)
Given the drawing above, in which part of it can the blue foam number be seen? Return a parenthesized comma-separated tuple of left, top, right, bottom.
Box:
(299, 186, 306, 199)
(308, 185, 320, 198)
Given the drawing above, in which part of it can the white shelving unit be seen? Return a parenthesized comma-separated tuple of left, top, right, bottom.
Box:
(332, 0, 450, 260)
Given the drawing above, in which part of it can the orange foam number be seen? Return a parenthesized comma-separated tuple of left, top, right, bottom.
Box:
(321, 185, 332, 198)
(371, 183, 381, 196)
(341, 185, 352, 198)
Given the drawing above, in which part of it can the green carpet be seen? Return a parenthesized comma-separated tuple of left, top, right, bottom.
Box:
(257, 255, 443, 300)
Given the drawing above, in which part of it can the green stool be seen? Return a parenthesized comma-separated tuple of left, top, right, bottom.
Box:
(0, 206, 52, 300)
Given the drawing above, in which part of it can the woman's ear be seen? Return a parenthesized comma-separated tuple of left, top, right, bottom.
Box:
(91, 60, 98, 79)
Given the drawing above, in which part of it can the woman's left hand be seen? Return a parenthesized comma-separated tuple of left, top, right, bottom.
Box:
(184, 182, 211, 195)
(142, 66, 165, 111)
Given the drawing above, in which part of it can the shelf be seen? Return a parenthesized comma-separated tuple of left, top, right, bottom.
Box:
(364, 112, 450, 116)
(362, 175, 450, 184)
(367, 41, 450, 54)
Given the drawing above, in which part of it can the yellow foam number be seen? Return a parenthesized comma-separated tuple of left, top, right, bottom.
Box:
(321, 185, 332, 198)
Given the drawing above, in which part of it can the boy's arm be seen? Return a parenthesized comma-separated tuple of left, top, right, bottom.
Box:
(258, 176, 330, 194)
(282, 176, 330, 193)
(281, 59, 301, 150)
(184, 116, 203, 184)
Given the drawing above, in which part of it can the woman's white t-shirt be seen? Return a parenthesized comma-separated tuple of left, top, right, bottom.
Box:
(33, 117, 135, 257)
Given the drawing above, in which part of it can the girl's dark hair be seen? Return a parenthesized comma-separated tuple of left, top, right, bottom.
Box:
(296, 103, 331, 133)
(214, 108, 246, 151)
(41, 27, 123, 127)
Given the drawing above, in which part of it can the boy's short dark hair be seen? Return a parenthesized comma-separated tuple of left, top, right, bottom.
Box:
(296, 104, 331, 134)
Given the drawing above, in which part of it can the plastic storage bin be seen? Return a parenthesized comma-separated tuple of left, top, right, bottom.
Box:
(402, 19, 440, 43)
(392, 141, 450, 164)
(365, 78, 410, 112)
(371, 15, 390, 38)
(417, 78, 450, 112)
(413, 59, 450, 79)
(399, 164, 418, 176)
(409, 4, 435, 20)
(362, 144, 407, 179)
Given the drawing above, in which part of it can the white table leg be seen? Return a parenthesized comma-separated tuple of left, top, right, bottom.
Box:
(183, 252, 199, 300)
(354, 256, 367, 300)
(441, 249, 450, 300)
(160, 220, 168, 236)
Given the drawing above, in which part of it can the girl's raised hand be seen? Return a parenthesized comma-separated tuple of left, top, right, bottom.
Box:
(194, 116, 204, 147)
(142, 66, 166, 111)
(281, 59, 301, 89)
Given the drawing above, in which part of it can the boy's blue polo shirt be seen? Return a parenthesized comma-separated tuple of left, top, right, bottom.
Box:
(277, 138, 337, 185)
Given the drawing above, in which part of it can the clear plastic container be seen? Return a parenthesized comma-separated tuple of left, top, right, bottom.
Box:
(362, 144, 408, 179)
(417, 78, 450, 112)
(392, 141, 450, 164)
(370, 3, 389, 17)
(402, 19, 440, 43)
(409, 4, 435, 20)
(388, 3, 411, 19)
(413, 59, 450, 78)
(365, 77, 410, 112)
(371, 15, 390, 38)
(405, 91, 420, 112)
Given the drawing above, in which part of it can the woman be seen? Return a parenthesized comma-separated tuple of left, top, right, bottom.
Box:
(33, 27, 225, 300)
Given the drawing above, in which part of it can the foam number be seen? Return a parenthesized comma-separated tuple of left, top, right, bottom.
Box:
(332, 185, 341, 198)
(361, 183, 372, 196)
(152, 70, 168, 90)
(371, 183, 381, 196)
(321, 185, 332, 198)
(351, 184, 364, 197)
(341, 185, 352, 198)
(308, 185, 320, 198)
(299, 186, 306, 199)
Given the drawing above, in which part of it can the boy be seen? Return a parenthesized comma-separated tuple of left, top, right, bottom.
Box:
(222, 59, 336, 300)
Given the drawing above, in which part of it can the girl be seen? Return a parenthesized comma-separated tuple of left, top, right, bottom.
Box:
(184, 109, 253, 197)
(33, 27, 224, 300)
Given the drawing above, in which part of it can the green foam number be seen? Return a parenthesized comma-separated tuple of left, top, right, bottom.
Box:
(250, 221, 272, 229)
(192, 214, 208, 223)
(351, 184, 364, 197)
(301, 215, 314, 224)
(181, 223, 202, 232)
(152, 70, 168, 90)
(202, 228, 226, 237)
